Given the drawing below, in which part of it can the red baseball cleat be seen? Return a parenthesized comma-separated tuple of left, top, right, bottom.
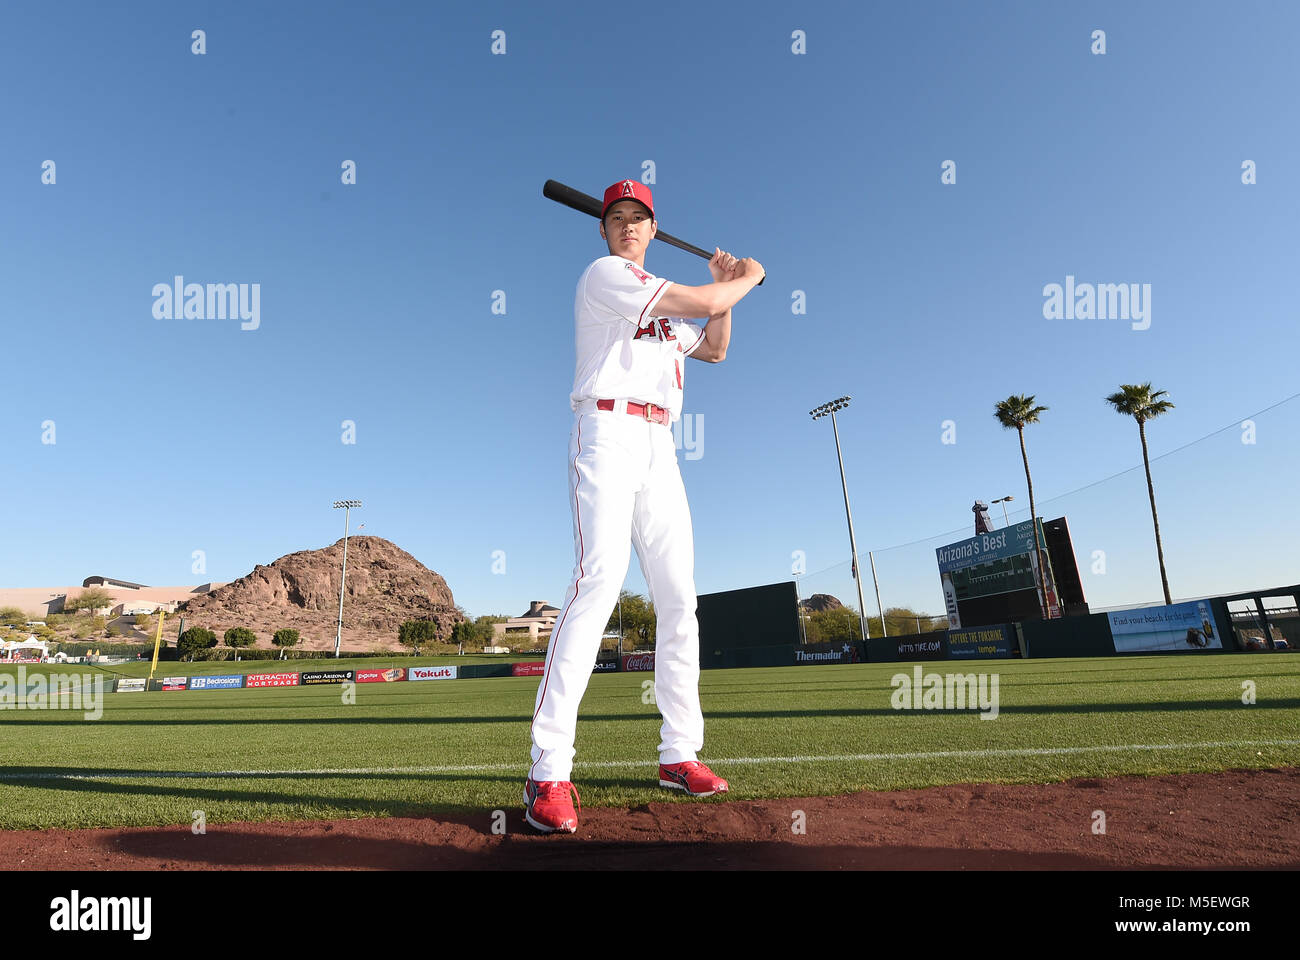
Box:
(658, 761, 729, 797)
(523, 779, 581, 833)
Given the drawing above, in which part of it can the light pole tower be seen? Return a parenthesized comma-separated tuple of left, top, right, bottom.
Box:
(992, 495, 1015, 528)
(332, 500, 362, 658)
(810, 397, 870, 644)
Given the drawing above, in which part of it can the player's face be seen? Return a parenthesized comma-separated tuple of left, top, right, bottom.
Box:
(600, 201, 656, 263)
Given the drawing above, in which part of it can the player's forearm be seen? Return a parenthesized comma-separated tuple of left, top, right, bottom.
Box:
(657, 275, 759, 319)
(704, 276, 761, 316)
(703, 309, 731, 360)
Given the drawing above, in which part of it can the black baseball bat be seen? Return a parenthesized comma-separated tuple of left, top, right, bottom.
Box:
(543, 179, 764, 285)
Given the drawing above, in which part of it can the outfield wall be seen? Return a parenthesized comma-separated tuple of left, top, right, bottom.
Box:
(25, 585, 1287, 700)
(1018, 613, 1114, 659)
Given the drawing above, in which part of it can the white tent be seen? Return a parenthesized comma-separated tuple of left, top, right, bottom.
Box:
(1, 637, 49, 660)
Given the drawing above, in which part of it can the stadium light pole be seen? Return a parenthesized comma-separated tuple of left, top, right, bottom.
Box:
(992, 495, 1014, 528)
(332, 500, 362, 659)
(810, 397, 870, 643)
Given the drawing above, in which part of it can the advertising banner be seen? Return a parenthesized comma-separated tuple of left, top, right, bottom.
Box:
(356, 668, 407, 683)
(115, 678, 146, 693)
(409, 665, 459, 681)
(245, 672, 300, 688)
(794, 643, 859, 664)
(188, 674, 244, 690)
(947, 625, 1014, 659)
(621, 653, 656, 672)
(940, 571, 962, 629)
(1107, 601, 1223, 652)
(300, 670, 355, 685)
(936, 521, 1042, 574)
(895, 636, 948, 661)
(161, 677, 188, 691)
(591, 660, 620, 673)
(510, 662, 545, 677)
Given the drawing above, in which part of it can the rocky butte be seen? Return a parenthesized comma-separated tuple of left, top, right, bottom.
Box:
(176, 536, 462, 653)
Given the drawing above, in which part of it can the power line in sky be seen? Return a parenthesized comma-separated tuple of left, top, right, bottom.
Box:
(799, 388, 1300, 580)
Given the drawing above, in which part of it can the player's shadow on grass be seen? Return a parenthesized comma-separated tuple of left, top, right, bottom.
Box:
(0, 769, 530, 819)
(0, 766, 528, 783)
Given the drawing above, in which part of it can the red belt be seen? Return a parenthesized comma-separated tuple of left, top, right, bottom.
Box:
(596, 398, 670, 425)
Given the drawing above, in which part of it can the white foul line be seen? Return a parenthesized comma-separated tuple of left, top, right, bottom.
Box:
(2, 739, 1298, 781)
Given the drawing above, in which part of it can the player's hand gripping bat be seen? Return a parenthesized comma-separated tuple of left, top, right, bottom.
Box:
(543, 179, 765, 285)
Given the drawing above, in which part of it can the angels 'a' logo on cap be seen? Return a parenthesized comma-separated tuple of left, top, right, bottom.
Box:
(602, 178, 654, 219)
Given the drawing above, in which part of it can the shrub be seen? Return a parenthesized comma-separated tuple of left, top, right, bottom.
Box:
(399, 619, 439, 651)
(0, 606, 27, 626)
(64, 588, 115, 614)
(224, 627, 257, 648)
(53, 641, 170, 659)
(178, 627, 218, 660)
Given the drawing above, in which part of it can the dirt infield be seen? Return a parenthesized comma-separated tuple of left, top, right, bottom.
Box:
(5, 767, 1297, 870)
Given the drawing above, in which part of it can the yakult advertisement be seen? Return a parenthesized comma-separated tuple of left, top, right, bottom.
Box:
(409, 665, 458, 681)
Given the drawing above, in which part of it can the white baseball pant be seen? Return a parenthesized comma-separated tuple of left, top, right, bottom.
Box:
(528, 403, 703, 783)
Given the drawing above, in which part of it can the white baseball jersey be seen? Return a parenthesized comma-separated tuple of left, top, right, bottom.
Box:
(569, 255, 705, 422)
(530, 252, 711, 788)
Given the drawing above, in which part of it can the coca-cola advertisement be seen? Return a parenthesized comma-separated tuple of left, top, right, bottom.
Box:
(621, 652, 655, 672)
(511, 662, 545, 677)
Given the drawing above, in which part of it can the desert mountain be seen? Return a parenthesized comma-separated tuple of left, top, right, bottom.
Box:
(176, 536, 462, 652)
(799, 593, 843, 613)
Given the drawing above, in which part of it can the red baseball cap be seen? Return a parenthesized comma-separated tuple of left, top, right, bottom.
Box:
(601, 179, 655, 220)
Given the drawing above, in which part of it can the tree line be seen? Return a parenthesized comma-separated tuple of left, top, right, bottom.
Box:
(995, 382, 1176, 611)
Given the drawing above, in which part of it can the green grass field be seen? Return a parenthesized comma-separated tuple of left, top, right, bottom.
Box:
(1, 655, 1297, 830)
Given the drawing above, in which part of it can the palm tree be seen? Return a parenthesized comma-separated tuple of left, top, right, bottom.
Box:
(994, 394, 1051, 618)
(1105, 383, 1175, 606)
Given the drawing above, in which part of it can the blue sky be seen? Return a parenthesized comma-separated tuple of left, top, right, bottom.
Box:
(3, 1, 1297, 623)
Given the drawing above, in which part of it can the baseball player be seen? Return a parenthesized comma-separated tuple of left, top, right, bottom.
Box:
(524, 179, 764, 834)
